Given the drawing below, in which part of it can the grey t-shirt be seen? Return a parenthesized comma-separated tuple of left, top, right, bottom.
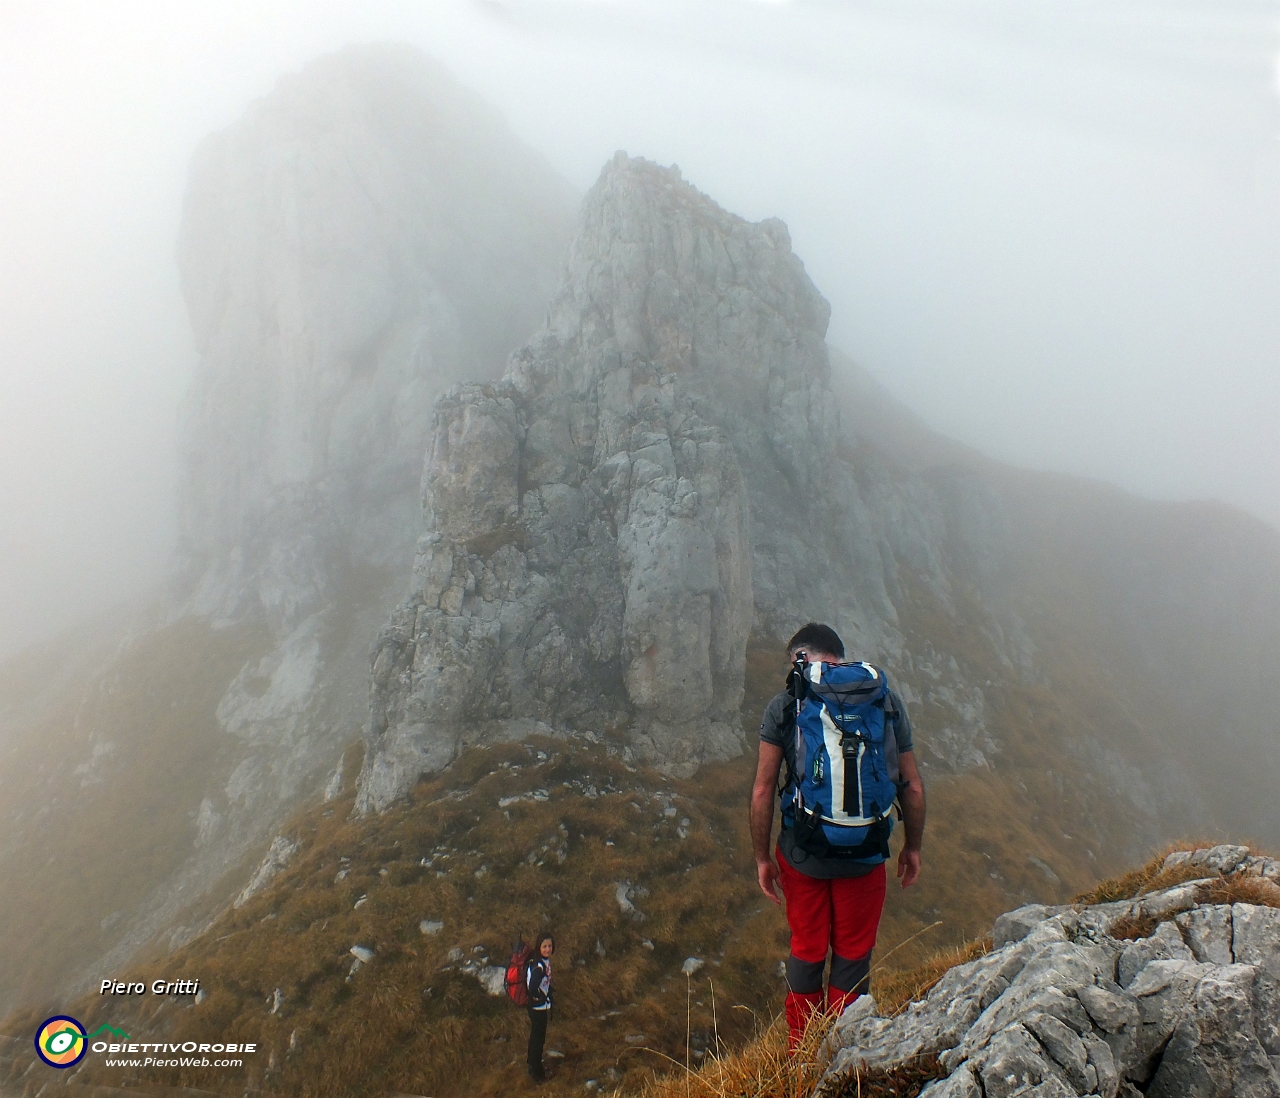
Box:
(760, 681, 914, 879)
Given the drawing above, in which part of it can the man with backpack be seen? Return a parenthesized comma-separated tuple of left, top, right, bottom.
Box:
(749, 623, 926, 1052)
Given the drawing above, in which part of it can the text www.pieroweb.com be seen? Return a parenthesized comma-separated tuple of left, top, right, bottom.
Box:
(93, 1040, 254, 1069)
(104, 1056, 242, 1067)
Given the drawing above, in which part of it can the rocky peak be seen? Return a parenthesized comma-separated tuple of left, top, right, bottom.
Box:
(358, 154, 860, 811)
(537, 152, 831, 413)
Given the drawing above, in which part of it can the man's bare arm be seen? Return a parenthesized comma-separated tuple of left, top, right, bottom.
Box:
(896, 749, 925, 888)
(750, 741, 785, 904)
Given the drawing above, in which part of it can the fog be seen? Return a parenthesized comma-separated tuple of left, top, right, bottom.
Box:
(2, 0, 1279, 661)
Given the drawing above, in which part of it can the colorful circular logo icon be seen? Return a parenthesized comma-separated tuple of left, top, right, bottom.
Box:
(35, 1016, 88, 1068)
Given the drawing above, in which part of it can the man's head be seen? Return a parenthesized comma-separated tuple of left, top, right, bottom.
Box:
(786, 622, 845, 664)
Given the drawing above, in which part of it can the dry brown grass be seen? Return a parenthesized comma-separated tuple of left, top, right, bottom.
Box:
(1069, 842, 1217, 905)
(627, 831, 1280, 1098)
(7, 628, 1253, 1098)
(817, 1055, 946, 1098)
(1197, 875, 1280, 910)
(1072, 842, 1280, 909)
(629, 1021, 945, 1098)
(5, 737, 787, 1098)
(1072, 842, 1280, 940)
(1106, 911, 1165, 942)
(623, 936, 992, 1098)
(620, 1009, 834, 1098)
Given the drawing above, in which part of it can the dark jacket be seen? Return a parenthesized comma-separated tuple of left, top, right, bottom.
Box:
(525, 955, 552, 1011)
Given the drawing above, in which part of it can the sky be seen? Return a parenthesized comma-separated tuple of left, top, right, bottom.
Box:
(1, 0, 1278, 660)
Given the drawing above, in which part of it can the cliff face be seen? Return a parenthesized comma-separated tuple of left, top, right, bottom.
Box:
(167, 42, 576, 909)
(353, 153, 1021, 812)
(358, 154, 883, 808)
(4, 61, 1279, 1030)
(164, 43, 578, 844)
(176, 43, 574, 627)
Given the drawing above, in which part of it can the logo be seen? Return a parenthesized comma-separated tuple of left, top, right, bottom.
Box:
(34, 1017, 130, 1069)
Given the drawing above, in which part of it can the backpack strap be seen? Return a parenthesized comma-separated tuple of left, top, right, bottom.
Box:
(777, 722, 795, 796)
(784, 654, 809, 809)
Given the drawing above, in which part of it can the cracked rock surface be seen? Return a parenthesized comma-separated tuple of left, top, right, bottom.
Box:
(818, 845, 1280, 1098)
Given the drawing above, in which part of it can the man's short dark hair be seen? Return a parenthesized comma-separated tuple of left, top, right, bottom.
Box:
(786, 622, 845, 659)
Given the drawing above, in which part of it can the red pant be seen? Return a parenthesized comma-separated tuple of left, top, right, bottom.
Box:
(777, 845, 887, 965)
(777, 846, 887, 1051)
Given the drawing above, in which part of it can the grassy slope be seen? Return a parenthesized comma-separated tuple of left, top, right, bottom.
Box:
(11, 732, 1066, 1098)
(0, 564, 406, 1021)
(0, 617, 273, 1017)
(2, 633, 1154, 1098)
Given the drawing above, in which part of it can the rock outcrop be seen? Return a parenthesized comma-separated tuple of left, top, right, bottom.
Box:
(818, 845, 1280, 1098)
(358, 153, 888, 808)
(6, 53, 1280, 1027)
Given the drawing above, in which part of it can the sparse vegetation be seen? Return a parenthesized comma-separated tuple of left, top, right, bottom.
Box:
(622, 939, 991, 1098)
(5, 633, 1255, 1097)
(1071, 842, 1218, 905)
(1196, 874, 1280, 910)
(6, 738, 790, 1097)
(621, 1009, 833, 1098)
(818, 1055, 946, 1098)
(873, 938, 993, 1018)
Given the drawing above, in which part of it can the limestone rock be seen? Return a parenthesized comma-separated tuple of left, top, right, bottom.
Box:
(818, 872, 1280, 1098)
(476, 966, 507, 997)
(1147, 965, 1280, 1098)
(77, 46, 578, 994)
(1179, 906, 1236, 966)
(1236, 906, 1280, 981)
(1119, 921, 1195, 987)
(233, 835, 299, 908)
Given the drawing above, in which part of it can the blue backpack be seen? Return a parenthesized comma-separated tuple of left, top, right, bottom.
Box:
(780, 657, 899, 862)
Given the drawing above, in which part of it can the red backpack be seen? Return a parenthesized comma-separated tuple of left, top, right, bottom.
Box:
(504, 940, 531, 1006)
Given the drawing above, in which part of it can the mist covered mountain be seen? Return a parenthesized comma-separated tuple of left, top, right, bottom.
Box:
(176, 43, 574, 628)
(1, 41, 1278, 1035)
(355, 150, 1280, 863)
(0, 43, 574, 1019)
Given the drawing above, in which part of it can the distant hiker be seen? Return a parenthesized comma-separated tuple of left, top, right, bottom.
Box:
(749, 623, 926, 1053)
(524, 932, 554, 1083)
